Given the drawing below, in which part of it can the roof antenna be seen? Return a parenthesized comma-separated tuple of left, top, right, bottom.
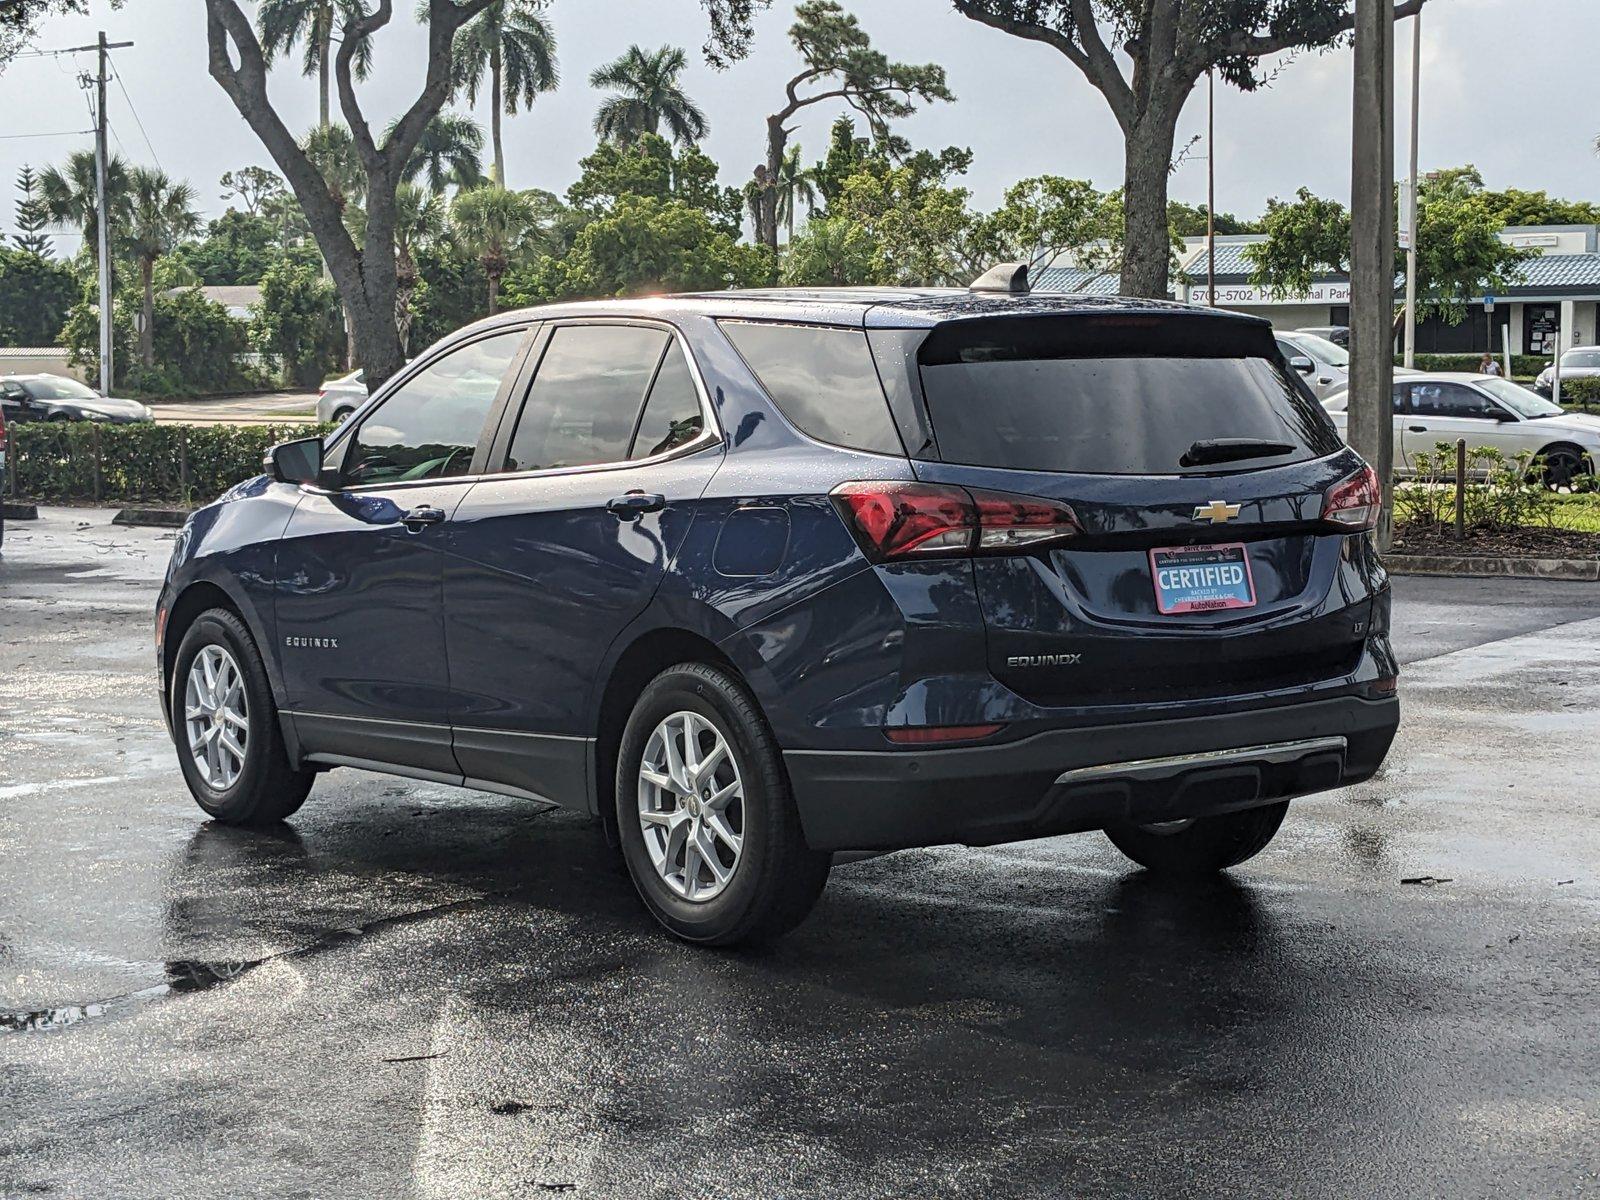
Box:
(969, 262, 1031, 295)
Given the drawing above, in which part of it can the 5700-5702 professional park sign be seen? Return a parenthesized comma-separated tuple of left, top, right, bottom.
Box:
(1185, 282, 1354, 306)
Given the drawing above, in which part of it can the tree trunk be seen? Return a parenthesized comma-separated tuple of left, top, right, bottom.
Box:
(491, 47, 504, 186)
(757, 114, 786, 253)
(487, 270, 500, 316)
(139, 258, 155, 368)
(1119, 115, 1178, 299)
(317, 5, 331, 129)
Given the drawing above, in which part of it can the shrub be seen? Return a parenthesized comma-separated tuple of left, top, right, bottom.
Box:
(1394, 441, 1557, 531)
(251, 260, 343, 388)
(0, 247, 78, 346)
(6, 420, 334, 506)
(62, 284, 260, 395)
(1559, 376, 1600, 407)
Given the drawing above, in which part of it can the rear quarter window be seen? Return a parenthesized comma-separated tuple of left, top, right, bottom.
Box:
(719, 321, 904, 456)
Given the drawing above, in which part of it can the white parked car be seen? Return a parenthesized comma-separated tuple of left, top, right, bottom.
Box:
(1277, 331, 1417, 402)
(315, 369, 366, 425)
(1323, 372, 1600, 486)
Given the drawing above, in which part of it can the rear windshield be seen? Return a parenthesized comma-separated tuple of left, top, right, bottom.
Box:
(917, 316, 1342, 476)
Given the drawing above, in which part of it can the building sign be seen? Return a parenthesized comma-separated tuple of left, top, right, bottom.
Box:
(1187, 281, 1353, 307)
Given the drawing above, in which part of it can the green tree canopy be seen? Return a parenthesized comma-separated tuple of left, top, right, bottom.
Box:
(590, 45, 708, 148)
(0, 246, 77, 346)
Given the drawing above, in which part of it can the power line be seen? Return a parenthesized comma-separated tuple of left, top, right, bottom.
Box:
(111, 63, 160, 172)
(0, 129, 95, 140)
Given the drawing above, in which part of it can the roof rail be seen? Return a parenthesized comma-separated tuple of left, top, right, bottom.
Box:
(969, 262, 1031, 294)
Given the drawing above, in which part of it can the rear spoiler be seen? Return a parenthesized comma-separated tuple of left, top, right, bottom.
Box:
(918, 311, 1280, 366)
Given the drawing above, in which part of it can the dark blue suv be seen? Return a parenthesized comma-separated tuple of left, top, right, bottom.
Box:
(157, 274, 1399, 945)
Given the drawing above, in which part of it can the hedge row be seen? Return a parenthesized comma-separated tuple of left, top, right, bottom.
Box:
(1560, 376, 1600, 406)
(4, 421, 333, 506)
(1398, 352, 1549, 378)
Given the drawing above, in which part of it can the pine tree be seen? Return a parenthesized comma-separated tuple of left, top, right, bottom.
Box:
(13, 166, 52, 257)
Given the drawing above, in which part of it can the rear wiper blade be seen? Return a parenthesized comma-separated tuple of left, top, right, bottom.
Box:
(1180, 438, 1296, 468)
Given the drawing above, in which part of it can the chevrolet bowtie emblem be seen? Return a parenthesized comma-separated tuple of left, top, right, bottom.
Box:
(1194, 500, 1242, 524)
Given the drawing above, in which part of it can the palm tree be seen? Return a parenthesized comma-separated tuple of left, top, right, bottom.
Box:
(392, 183, 446, 350)
(126, 168, 202, 367)
(301, 123, 366, 214)
(774, 144, 817, 244)
(258, 0, 373, 130)
(590, 45, 707, 148)
(451, 184, 535, 314)
(447, 1, 558, 187)
(37, 149, 131, 271)
(397, 111, 486, 195)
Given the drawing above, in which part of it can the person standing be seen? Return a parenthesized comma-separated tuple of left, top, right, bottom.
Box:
(1478, 353, 1503, 377)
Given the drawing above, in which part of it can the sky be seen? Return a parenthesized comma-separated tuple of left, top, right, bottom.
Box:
(2, 0, 1596, 254)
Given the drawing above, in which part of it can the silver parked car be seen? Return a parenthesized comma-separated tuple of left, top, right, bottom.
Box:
(1277, 331, 1416, 401)
(1534, 347, 1600, 399)
(1324, 372, 1600, 486)
(315, 369, 366, 425)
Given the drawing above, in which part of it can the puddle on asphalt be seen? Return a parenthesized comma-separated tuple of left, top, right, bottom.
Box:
(0, 960, 262, 1035)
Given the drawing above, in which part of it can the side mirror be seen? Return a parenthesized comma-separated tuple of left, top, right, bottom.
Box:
(1289, 355, 1316, 374)
(266, 436, 326, 486)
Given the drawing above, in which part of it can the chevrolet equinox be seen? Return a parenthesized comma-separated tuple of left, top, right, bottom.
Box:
(157, 268, 1399, 945)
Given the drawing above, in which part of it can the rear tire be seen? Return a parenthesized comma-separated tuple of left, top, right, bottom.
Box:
(171, 607, 314, 825)
(615, 663, 831, 946)
(1105, 802, 1289, 875)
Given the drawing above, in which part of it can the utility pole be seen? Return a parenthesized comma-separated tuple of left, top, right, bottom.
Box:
(1207, 68, 1217, 308)
(62, 32, 133, 396)
(1402, 10, 1422, 370)
(94, 31, 112, 397)
(1349, 0, 1397, 550)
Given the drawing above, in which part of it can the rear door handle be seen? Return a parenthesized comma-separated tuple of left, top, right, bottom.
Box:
(402, 505, 447, 531)
(606, 491, 666, 518)
(1407, 425, 1428, 433)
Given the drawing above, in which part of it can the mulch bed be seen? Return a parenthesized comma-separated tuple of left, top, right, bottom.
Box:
(1392, 523, 1600, 560)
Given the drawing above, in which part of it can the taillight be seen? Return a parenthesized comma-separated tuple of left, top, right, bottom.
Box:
(1321, 464, 1381, 531)
(0, 406, 7, 453)
(831, 481, 1079, 561)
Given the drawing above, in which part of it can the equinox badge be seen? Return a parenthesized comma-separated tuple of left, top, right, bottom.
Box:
(1193, 500, 1242, 524)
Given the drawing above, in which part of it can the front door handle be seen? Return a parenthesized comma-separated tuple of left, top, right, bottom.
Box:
(1407, 425, 1429, 433)
(402, 504, 447, 531)
(606, 491, 666, 518)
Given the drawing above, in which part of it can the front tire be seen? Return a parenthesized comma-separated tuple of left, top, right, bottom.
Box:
(1540, 444, 1589, 490)
(1105, 802, 1289, 875)
(171, 607, 314, 824)
(615, 663, 831, 946)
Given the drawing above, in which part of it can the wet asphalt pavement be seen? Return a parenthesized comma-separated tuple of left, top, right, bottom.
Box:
(1, 509, 1597, 1199)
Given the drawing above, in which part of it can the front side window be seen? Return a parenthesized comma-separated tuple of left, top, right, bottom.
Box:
(1411, 383, 1500, 420)
(344, 331, 522, 485)
(504, 325, 668, 472)
(1563, 350, 1600, 369)
(24, 377, 97, 401)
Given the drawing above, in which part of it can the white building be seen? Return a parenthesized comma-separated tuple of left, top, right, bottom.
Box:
(1034, 224, 1600, 357)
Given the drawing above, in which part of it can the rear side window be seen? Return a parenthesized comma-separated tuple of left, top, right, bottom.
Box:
(631, 342, 704, 459)
(505, 325, 667, 471)
(917, 318, 1342, 476)
(720, 321, 903, 455)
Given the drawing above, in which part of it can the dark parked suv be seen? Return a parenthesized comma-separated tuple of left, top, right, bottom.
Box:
(157, 271, 1399, 945)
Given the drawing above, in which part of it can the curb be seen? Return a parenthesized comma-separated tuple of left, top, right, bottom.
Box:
(2, 502, 39, 520)
(112, 507, 190, 529)
(1387, 554, 1600, 582)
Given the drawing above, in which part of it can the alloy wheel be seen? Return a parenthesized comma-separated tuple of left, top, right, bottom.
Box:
(184, 644, 249, 791)
(637, 710, 745, 902)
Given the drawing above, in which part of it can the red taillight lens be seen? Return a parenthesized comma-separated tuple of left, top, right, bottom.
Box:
(970, 488, 1081, 551)
(1321, 464, 1381, 531)
(831, 481, 975, 560)
(831, 482, 1079, 561)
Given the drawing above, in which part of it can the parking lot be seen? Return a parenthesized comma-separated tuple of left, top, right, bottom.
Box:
(1, 509, 1597, 1198)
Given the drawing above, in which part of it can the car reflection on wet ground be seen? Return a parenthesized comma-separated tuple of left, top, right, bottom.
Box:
(1, 509, 1597, 1198)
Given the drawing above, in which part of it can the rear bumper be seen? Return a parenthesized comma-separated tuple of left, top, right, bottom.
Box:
(783, 693, 1398, 851)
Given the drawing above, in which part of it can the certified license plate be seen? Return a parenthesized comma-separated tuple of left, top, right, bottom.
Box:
(1149, 543, 1256, 614)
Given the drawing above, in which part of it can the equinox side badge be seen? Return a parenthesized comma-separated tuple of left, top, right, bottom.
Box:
(1007, 654, 1081, 668)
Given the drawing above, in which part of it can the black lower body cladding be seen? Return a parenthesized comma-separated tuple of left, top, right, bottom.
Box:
(783, 694, 1398, 851)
